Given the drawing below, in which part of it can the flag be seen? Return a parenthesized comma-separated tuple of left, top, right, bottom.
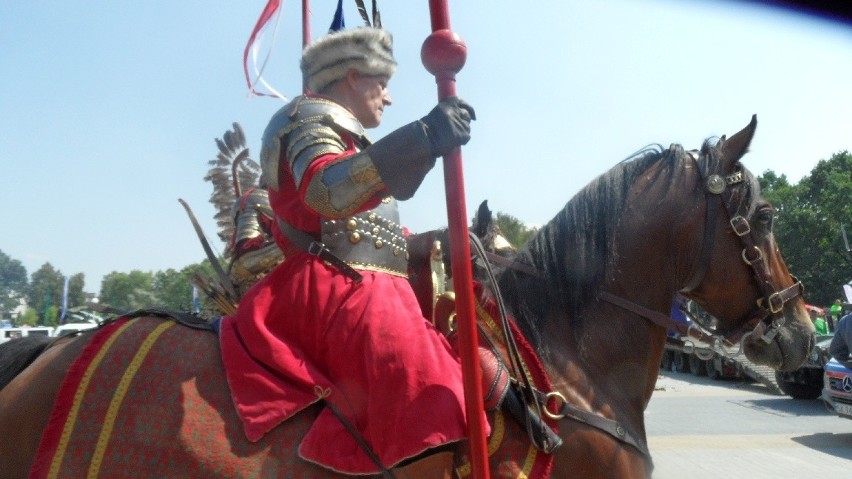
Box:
(329, 0, 346, 32)
(193, 286, 201, 313)
(60, 276, 69, 323)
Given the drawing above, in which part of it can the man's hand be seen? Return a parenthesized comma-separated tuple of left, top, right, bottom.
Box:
(421, 97, 476, 157)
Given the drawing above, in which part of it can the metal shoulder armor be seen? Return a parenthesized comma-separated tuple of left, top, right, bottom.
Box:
(260, 97, 385, 214)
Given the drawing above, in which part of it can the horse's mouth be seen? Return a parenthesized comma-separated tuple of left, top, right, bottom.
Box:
(742, 319, 815, 372)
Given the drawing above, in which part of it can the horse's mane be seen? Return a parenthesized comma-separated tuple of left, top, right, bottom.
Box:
(0, 335, 56, 390)
(497, 142, 697, 345)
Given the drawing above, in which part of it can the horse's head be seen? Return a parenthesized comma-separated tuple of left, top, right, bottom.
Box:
(679, 115, 813, 371)
(472, 200, 518, 258)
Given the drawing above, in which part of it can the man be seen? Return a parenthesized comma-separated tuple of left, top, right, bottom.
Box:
(829, 312, 852, 366)
(219, 27, 478, 478)
(828, 299, 844, 331)
(811, 309, 828, 335)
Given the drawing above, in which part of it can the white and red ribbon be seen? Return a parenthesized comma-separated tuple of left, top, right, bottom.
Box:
(243, 0, 287, 99)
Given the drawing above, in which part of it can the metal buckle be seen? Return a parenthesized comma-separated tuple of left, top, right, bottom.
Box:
(766, 292, 785, 314)
(730, 216, 751, 237)
(741, 246, 763, 265)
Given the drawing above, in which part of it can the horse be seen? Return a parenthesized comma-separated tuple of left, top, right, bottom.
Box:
(0, 116, 813, 479)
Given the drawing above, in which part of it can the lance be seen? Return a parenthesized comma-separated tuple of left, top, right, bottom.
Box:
(302, 0, 311, 93)
(422, 2, 491, 478)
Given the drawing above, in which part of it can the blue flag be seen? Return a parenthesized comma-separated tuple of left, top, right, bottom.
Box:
(60, 276, 69, 323)
(329, 0, 346, 32)
(192, 286, 201, 313)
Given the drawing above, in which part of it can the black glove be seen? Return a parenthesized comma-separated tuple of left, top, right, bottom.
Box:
(368, 98, 475, 200)
(421, 97, 476, 158)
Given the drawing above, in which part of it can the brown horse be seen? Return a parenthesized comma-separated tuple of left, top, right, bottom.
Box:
(0, 116, 813, 479)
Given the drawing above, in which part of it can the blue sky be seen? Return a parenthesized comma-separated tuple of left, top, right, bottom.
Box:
(1, 0, 850, 293)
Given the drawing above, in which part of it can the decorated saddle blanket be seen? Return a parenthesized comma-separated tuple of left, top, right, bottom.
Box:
(31, 307, 556, 479)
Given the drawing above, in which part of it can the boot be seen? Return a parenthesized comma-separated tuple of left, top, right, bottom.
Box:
(391, 450, 455, 479)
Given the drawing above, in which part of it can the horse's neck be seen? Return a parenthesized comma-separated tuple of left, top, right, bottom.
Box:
(501, 263, 671, 434)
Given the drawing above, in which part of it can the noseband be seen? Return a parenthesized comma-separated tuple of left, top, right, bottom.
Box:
(679, 150, 802, 344)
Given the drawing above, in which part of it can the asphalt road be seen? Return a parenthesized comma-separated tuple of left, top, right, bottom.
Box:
(645, 370, 852, 478)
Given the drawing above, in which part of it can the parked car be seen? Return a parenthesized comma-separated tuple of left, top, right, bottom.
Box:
(0, 326, 54, 344)
(775, 334, 834, 399)
(52, 322, 98, 337)
(822, 357, 852, 419)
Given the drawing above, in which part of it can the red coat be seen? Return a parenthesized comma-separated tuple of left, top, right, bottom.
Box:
(219, 98, 477, 473)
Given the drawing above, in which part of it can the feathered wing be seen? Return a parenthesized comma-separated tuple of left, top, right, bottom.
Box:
(203, 122, 260, 246)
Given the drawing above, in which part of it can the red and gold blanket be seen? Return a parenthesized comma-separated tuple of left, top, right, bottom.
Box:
(30, 310, 555, 478)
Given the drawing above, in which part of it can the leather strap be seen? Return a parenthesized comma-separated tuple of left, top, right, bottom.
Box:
(533, 387, 652, 467)
(325, 402, 394, 478)
(276, 218, 364, 283)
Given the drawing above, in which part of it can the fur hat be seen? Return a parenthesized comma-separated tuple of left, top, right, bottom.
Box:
(301, 27, 397, 93)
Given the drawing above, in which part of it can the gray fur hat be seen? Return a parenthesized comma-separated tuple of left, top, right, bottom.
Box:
(301, 27, 397, 93)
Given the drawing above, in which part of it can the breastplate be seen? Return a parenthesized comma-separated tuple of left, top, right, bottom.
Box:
(320, 197, 408, 277)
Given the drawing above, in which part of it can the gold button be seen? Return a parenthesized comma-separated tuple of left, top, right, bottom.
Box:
(368, 213, 377, 222)
(375, 239, 384, 248)
(393, 246, 401, 256)
(347, 219, 357, 230)
(372, 226, 380, 235)
(349, 232, 361, 243)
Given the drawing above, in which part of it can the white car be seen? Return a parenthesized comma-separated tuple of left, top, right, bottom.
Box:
(0, 326, 55, 344)
(52, 322, 98, 337)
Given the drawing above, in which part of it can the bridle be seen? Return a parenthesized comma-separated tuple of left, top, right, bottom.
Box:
(600, 148, 804, 346)
(680, 149, 803, 343)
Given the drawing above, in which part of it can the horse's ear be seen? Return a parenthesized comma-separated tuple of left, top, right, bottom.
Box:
(472, 200, 491, 237)
(720, 114, 757, 166)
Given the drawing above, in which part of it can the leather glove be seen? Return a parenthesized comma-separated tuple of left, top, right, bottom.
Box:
(421, 97, 476, 157)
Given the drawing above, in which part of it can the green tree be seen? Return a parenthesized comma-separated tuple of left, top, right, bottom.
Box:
(759, 150, 852, 306)
(44, 305, 59, 328)
(67, 273, 86, 310)
(0, 250, 28, 313)
(99, 270, 155, 311)
(18, 308, 38, 327)
(152, 268, 193, 311)
(27, 263, 64, 324)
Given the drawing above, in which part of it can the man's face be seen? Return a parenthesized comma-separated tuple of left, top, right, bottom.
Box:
(348, 73, 392, 128)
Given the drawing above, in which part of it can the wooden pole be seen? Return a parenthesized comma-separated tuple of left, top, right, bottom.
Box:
(421, 1, 491, 477)
(302, 0, 310, 93)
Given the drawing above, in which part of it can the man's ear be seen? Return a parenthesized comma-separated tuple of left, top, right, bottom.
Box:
(344, 69, 361, 90)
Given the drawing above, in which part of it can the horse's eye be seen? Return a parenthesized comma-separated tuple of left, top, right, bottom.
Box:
(757, 209, 774, 225)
